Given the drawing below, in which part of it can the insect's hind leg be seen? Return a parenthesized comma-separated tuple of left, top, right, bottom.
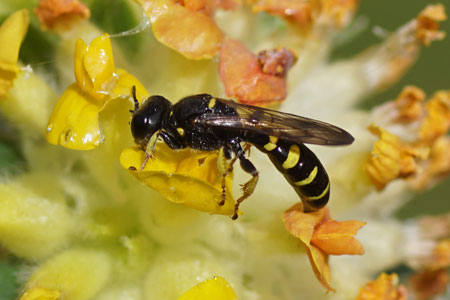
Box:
(229, 141, 259, 220)
(217, 146, 237, 206)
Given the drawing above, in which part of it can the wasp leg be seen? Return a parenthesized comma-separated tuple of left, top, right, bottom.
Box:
(160, 130, 185, 150)
(229, 141, 259, 220)
(140, 132, 160, 170)
(217, 147, 238, 206)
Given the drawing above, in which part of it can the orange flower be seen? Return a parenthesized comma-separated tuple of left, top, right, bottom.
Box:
(136, 0, 224, 59)
(419, 90, 450, 143)
(392, 86, 426, 123)
(282, 203, 365, 291)
(355, 273, 407, 300)
(219, 39, 296, 106)
(416, 4, 447, 46)
(34, 0, 90, 31)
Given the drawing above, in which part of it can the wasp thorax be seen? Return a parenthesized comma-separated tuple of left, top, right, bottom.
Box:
(131, 95, 171, 148)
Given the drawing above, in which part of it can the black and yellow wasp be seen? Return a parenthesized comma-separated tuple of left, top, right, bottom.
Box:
(129, 87, 354, 219)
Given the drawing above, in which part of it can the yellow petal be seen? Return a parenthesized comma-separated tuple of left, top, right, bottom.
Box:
(19, 287, 61, 300)
(365, 124, 425, 190)
(120, 144, 235, 216)
(109, 68, 149, 106)
(0, 9, 29, 99)
(74, 34, 115, 102)
(178, 277, 238, 300)
(46, 83, 102, 150)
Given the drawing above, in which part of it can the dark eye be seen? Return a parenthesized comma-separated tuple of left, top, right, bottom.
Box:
(129, 95, 172, 147)
(131, 113, 151, 142)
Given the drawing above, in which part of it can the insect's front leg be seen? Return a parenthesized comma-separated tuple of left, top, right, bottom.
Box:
(229, 140, 259, 220)
(140, 131, 160, 170)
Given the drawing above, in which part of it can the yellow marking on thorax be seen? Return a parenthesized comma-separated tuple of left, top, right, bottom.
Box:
(294, 166, 318, 186)
(177, 127, 185, 136)
(304, 182, 330, 201)
(169, 111, 173, 117)
(208, 98, 216, 108)
(264, 136, 278, 151)
(282, 144, 300, 169)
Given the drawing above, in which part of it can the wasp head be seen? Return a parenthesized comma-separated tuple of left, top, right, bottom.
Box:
(130, 91, 171, 149)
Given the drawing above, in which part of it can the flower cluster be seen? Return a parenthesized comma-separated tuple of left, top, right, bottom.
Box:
(0, 1, 449, 299)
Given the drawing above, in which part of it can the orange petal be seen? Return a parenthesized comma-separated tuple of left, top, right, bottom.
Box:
(137, 0, 224, 59)
(412, 136, 450, 189)
(219, 39, 290, 106)
(34, 0, 90, 31)
(393, 86, 426, 123)
(355, 273, 407, 300)
(120, 144, 235, 216)
(416, 4, 447, 46)
(282, 202, 328, 245)
(305, 244, 334, 292)
(311, 220, 365, 255)
(419, 91, 450, 144)
(282, 203, 334, 291)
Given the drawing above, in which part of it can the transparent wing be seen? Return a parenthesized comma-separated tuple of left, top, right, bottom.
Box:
(196, 99, 354, 146)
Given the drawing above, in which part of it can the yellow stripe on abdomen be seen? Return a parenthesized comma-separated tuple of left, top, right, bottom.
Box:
(282, 144, 300, 169)
(303, 182, 330, 201)
(294, 166, 317, 186)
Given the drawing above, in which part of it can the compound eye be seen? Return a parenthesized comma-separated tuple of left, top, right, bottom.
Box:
(131, 113, 153, 142)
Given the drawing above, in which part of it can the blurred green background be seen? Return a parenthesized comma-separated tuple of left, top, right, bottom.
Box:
(331, 0, 450, 219)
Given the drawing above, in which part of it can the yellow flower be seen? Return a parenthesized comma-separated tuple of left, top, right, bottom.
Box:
(45, 33, 149, 150)
(365, 124, 427, 190)
(0, 9, 29, 99)
(178, 277, 238, 300)
(120, 143, 236, 216)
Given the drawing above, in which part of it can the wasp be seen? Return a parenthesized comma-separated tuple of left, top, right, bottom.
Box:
(130, 87, 354, 219)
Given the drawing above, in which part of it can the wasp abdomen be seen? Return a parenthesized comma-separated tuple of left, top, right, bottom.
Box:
(254, 136, 330, 212)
